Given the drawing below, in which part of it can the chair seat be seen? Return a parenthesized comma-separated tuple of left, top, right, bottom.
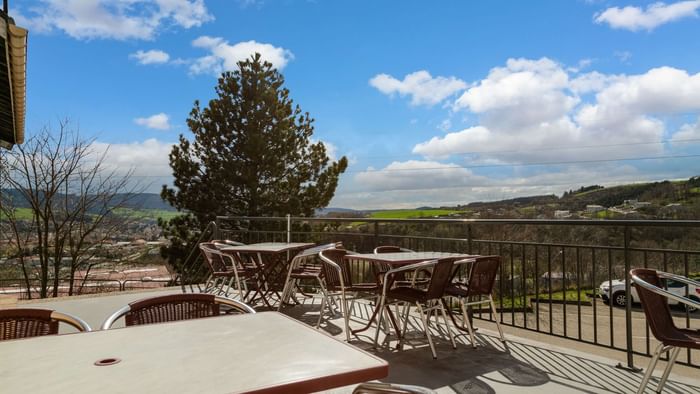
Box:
(663, 328, 700, 349)
(290, 266, 322, 278)
(386, 287, 429, 303)
(346, 283, 379, 292)
(211, 269, 237, 278)
(445, 283, 469, 298)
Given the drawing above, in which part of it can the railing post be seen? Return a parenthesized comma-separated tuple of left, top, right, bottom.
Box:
(618, 225, 641, 371)
(286, 214, 291, 243)
(373, 221, 379, 249)
(213, 218, 221, 239)
(467, 224, 473, 254)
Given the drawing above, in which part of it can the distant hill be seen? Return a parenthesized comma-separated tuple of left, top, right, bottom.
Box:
(115, 193, 175, 211)
(464, 195, 559, 209)
(315, 207, 362, 216)
(0, 190, 175, 211)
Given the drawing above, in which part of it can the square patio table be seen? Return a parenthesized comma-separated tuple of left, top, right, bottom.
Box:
(345, 251, 477, 267)
(0, 311, 388, 394)
(343, 251, 479, 340)
(218, 242, 315, 307)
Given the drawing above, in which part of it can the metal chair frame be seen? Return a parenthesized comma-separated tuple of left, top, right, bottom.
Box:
(199, 242, 247, 298)
(277, 242, 341, 311)
(373, 259, 457, 359)
(101, 294, 256, 330)
(319, 248, 378, 341)
(0, 308, 92, 341)
(444, 257, 505, 348)
(631, 270, 700, 394)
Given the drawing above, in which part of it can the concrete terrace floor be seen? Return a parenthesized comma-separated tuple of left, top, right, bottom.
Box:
(8, 288, 700, 394)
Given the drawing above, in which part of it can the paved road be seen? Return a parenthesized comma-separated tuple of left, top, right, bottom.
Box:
(473, 300, 700, 366)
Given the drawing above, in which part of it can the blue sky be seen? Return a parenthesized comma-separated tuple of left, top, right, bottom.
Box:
(12, 0, 700, 209)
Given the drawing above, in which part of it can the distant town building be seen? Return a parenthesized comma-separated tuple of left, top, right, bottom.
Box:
(554, 210, 571, 218)
(586, 205, 605, 213)
(624, 199, 651, 209)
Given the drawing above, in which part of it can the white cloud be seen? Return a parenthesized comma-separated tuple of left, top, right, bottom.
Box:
(569, 71, 622, 94)
(190, 37, 294, 75)
(369, 71, 467, 106)
(671, 118, 700, 142)
(130, 49, 170, 65)
(614, 50, 633, 63)
(415, 59, 700, 164)
(89, 138, 175, 192)
(134, 113, 171, 130)
(354, 160, 487, 192)
(15, 0, 213, 40)
(333, 163, 668, 209)
(594, 1, 700, 31)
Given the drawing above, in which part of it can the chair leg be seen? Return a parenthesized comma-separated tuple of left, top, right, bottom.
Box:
(223, 276, 235, 297)
(638, 343, 666, 394)
(460, 298, 477, 348)
(416, 302, 437, 359)
(657, 346, 680, 393)
(203, 274, 214, 292)
(316, 292, 328, 329)
(373, 296, 386, 349)
(277, 279, 291, 312)
(398, 301, 412, 350)
(342, 293, 352, 342)
(489, 295, 505, 342)
(438, 301, 457, 350)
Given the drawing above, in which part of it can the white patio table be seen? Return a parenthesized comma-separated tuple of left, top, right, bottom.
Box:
(0, 311, 388, 393)
(344, 251, 479, 340)
(218, 242, 315, 307)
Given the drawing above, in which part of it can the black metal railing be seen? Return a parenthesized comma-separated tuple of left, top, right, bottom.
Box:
(0, 277, 175, 299)
(202, 215, 700, 370)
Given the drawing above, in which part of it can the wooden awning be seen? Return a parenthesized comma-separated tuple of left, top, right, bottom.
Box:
(0, 12, 27, 149)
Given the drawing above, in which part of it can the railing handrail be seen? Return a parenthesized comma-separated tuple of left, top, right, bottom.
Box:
(216, 215, 700, 227)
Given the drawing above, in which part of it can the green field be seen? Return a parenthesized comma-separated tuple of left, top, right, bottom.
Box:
(112, 208, 181, 221)
(0, 207, 33, 220)
(369, 209, 465, 219)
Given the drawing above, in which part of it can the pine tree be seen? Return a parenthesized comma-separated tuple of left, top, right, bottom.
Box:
(160, 54, 347, 267)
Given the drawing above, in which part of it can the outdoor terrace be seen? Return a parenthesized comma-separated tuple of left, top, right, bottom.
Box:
(5, 287, 699, 394)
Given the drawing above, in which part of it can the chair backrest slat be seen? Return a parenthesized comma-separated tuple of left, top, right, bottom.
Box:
(465, 256, 501, 297)
(426, 259, 456, 299)
(631, 268, 678, 344)
(199, 242, 230, 273)
(320, 249, 353, 290)
(125, 293, 220, 327)
(0, 309, 58, 340)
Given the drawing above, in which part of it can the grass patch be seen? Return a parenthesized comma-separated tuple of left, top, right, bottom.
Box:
(112, 208, 181, 221)
(493, 288, 595, 309)
(369, 209, 465, 219)
(0, 207, 34, 220)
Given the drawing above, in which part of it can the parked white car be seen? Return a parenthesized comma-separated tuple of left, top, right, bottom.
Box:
(599, 278, 700, 312)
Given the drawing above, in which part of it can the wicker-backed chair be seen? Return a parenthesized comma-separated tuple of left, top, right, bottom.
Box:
(319, 248, 379, 341)
(631, 269, 700, 394)
(0, 308, 91, 341)
(372, 246, 418, 285)
(278, 242, 342, 311)
(374, 258, 457, 359)
(101, 293, 255, 329)
(444, 256, 504, 348)
(199, 242, 239, 296)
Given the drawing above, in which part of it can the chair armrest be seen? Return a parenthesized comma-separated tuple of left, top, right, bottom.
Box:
(51, 311, 92, 332)
(658, 272, 700, 288)
(100, 305, 132, 330)
(215, 296, 256, 314)
(382, 260, 437, 295)
(632, 273, 700, 310)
